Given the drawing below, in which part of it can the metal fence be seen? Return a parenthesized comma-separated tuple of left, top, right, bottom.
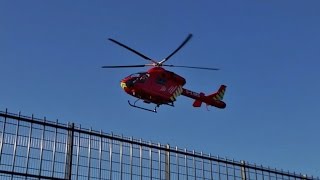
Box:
(0, 109, 317, 180)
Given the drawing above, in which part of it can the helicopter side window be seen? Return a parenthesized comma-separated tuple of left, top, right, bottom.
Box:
(129, 73, 141, 78)
(138, 73, 149, 83)
(156, 74, 167, 85)
(128, 72, 149, 84)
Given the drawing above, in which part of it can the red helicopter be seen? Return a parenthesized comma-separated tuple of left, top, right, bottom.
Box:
(103, 34, 227, 113)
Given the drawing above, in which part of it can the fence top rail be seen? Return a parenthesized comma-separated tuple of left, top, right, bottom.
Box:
(0, 109, 318, 180)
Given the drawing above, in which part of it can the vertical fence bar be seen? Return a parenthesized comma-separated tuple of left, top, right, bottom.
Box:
(165, 144, 170, 180)
(176, 147, 179, 180)
(109, 137, 113, 180)
(209, 154, 213, 180)
(51, 120, 58, 178)
(65, 123, 74, 180)
(140, 139, 142, 180)
(120, 140, 123, 180)
(25, 117, 33, 175)
(0, 109, 7, 163)
(268, 167, 272, 180)
(232, 159, 236, 180)
(185, 149, 188, 180)
(39, 119, 45, 177)
(254, 164, 258, 180)
(217, 156, 221, 180)
(261, 165, 265, 180)
(130, 140, 133, 180)
(99, 131, 102, 180)
(11, 115, 19, 174)
(201, 152, 204, 180)
(149, 143, 152, 180)
(88, 129, 92, 179)
(158, 143, 162, 180)
(193, 150, 196, 180)
(225, 158, 229, 180)
(247, 164, 251, 180)
(75, 128, 81, 180)
(64, 127, 69, 179)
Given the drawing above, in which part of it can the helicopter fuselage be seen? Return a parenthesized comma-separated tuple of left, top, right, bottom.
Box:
(120, 67, 226, 110)
(120, 67, 185, 105)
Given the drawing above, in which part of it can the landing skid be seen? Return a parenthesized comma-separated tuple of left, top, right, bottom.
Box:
(128, 99, 157, 113)
(127, 99, 175, 113)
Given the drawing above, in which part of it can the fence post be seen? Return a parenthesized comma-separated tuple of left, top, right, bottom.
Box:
(241, 160, 247, 180)
(65, 123, 75, 180)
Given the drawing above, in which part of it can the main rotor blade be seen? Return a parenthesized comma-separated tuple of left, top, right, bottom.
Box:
(162, 64, 219, 71)
(108, 38, 158, 64)
(102, 65, 146, 68)
(159, 34, 193, 65)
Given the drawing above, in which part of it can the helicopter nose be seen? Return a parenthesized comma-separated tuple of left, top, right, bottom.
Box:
(120, 80, 134, 89)
(120, 82, 127, 89)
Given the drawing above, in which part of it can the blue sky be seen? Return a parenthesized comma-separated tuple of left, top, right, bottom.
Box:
(1, 0, 319, 177)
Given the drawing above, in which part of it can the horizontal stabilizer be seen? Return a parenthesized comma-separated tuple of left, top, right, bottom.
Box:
(193, 99, 202, 107)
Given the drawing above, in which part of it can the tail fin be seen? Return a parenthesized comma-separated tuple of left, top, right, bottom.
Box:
(191, 85, 226, 108)
(209, 85, 226, 101)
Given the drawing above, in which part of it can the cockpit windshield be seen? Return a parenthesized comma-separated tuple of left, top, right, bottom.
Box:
(128, 72, 148, 78)
(126, 72, 150, 83)
(128, 73, 141, 78)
